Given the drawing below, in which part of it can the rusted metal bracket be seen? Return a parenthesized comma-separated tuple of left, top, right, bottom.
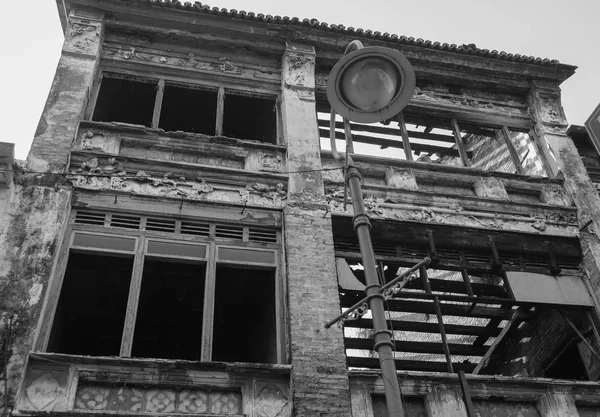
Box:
(324, 257, 430, 329)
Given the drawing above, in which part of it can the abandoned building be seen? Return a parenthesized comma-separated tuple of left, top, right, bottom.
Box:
(2, 0, 600, 416)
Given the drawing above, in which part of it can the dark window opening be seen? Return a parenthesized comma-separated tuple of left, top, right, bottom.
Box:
(223, 94, 277, 144)
(92, 77, 156, 127)
(47, 252, 133, 356)
(545, 341, 588, 380)
(132, 258, 206, 360)
(212, 266, 277, 363)
(159, 85, 217, 135)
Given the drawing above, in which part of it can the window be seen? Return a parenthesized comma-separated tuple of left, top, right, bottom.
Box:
(90, 72, 279, 144)
(45, 210, 284, 364)
(318, 103, 547, 176)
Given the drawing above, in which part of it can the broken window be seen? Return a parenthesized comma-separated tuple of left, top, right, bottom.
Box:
(45, 210, 284, 364)
(332, 216, 596, 377)
(223, 93, 277, 144)
(159, 84, 218, 135)
(90, 72, 279, 144)
(317, 102, 548, 176)
(92, 75, 157, 127)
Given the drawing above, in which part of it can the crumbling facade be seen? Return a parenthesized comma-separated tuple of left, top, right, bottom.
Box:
(2, 1, 600, 416)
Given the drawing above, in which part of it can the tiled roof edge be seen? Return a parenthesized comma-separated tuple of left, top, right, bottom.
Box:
(123, 0, 574, 69)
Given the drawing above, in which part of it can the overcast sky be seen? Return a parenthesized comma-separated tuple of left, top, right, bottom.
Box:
(1, 0, 599, 159)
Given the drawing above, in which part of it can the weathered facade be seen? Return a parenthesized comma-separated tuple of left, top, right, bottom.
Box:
(2, 1, 600, 416)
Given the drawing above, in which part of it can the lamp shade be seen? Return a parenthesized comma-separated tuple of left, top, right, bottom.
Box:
(326, 46, 415, 123)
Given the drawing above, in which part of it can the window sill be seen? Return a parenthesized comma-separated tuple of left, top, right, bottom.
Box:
(30, 351, 291, 376)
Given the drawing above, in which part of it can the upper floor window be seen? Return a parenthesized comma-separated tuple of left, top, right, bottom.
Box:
(90, 72, 279, 144)
(318, 103, 548, 177)
(42, 209, 285, 364)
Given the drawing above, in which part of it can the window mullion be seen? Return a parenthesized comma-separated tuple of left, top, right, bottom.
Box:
(215, 86, 225, 136)
(119, 235, 146, 357)
(201, 241, 217, 361)
(151, 78, 165, 129)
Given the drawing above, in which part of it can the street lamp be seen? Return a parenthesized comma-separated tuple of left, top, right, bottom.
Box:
(327, 40, 415, 124)
(325, 41, 416, 417)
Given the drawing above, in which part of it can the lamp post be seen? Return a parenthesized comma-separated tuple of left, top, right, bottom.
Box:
(326, 41, 416, 417)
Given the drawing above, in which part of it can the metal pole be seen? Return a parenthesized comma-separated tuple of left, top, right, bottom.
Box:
(346, 162, 405, 417)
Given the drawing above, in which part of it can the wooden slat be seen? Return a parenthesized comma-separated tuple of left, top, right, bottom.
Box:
(345, 337, 489, 356)
(451, 118, 471, 167)
(347, 356, 477, 373)
(343, 318, 502, 338)
(319, 128, 471, 158)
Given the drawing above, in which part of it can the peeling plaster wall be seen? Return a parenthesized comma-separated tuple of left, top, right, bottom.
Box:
(0, 181, 71, 409)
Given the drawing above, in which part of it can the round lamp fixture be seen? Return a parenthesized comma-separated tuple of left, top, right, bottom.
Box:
(327, 46, 416, 123)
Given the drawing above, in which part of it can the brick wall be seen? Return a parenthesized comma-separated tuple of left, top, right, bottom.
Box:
(284, 208, 351, 416)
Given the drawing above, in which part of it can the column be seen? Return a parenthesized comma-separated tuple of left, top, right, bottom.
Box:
(27, 8, 104, 172)
(281, 42, 352, 417)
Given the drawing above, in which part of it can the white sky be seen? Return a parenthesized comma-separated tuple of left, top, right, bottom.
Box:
(1, 0, 599, 159)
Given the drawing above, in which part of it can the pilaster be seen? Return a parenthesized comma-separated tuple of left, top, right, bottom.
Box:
(530, 80, 600, 379)
(280, 42, 324, 200)
(27, 8, 104, 172)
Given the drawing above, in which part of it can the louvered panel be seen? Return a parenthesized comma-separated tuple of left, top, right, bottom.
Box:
(110, 213, 142, 230)
(248, 227, 277, 243)
(146, 217, 176, 233)
(74, 210, 106, 226)
(436, 248, 461, 262)
(215, 224, 244, 240)
(181, 220, 210, 237)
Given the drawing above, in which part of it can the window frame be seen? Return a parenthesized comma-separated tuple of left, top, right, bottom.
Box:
(86, 69, 282, 145)
(36, 210, 286, 364)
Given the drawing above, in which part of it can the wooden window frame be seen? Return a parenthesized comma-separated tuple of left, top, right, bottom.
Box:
(35, 211, 286, 364)
(87, 70, 282, 144)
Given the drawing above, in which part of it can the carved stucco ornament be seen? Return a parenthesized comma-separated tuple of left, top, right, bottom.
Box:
(24, 372, 65, 411)
(259, 154, 283, 173)
(255, 383, 289, 417)
(64, 21, 100, 55)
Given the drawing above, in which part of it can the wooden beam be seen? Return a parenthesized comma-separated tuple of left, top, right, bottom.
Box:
(451, 119, 471, 166)
(215, 86, 225, 136)
(344, 337, 489, 356)
(501, 126, 526, 175)
(529, 129, 559, 177)
(339, 294, 514, 319)
(347, 356, 476, 373)
(151, 78, 165, 129)
(343, 318, 503, 337)
(472, 309, 521, 374)
(458, 370, 477, 417)
(319, 128, 470, 158)
(398, 112, 413, 161)
(317, 118, 456, 143)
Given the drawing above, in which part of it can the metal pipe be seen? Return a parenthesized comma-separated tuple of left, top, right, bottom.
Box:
(346, 163, 405, 417)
